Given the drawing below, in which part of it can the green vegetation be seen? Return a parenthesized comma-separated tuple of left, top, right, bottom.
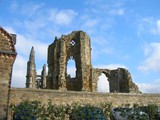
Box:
(10, 100, 160, 120)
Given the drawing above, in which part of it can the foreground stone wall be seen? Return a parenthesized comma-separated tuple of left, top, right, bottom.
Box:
(9, 88, 160, 108)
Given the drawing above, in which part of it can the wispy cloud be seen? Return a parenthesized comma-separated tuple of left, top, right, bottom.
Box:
(137, 17, 160, 36)
(138, 42, 160, 72)
(137, 79, 160, 93)
(49, 9, 78, 26)
(94, 64, 127, 70)
(9, 1, 44, 17)
(151, 19, 160, 35)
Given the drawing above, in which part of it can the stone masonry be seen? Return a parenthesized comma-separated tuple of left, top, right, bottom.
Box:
(10, 88, 160, 108)
(46, 31, 140, 93)
(26, 47, 37, 88)
(0, 27, 17, 120)
(91, 68, 139, 93)
(47, 31, 92, 91)
(26, 47, 47, 89)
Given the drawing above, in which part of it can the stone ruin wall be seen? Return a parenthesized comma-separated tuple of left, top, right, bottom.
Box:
(92, 68, 139, 93)
(46, 31, 139, 93)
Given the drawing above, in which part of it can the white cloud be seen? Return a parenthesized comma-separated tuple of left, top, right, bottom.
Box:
(15, 34, 48, 61)
(138, 42, 160, 72)
(154, 19, 160, 34)
(137, 81, 160, 93)
(137, 18, 160, 36)
(11, 55, 27, 88)
(94, 64, 127, 70)
(157, 20, 160, 33)
(49, 9, 78, 25)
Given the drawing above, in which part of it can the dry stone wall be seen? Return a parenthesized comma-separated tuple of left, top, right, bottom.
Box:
(10, 88, 160, 108)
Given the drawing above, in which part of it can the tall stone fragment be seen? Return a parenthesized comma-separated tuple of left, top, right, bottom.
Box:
(26, 47, 37, 88)
(41, 64, 46, 88)
(0, 27, 17, 120)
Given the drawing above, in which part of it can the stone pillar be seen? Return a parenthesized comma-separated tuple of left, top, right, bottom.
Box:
(26, 47, 37, 88)
(79, 32, 92, 91)
(41, 64, 46, 88)
(58, 38, 67, 90)
(0, 27, 17, 120)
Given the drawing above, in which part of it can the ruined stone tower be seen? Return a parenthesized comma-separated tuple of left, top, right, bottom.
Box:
(26, 47, 37, 88)
(47, 31, 92, 91)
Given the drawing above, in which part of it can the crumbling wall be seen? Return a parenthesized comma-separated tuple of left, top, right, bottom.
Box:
(91, 68, 140, 93)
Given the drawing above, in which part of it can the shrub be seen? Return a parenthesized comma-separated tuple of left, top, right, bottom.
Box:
(10, 100, 159, 120)
(144, 104, 159, 120)
(70, 104, 106, 120)
(11, 100, 45, 120)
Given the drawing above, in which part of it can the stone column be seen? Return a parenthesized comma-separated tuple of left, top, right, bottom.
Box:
(41, 64, 46, 88)
(26, 47, 37, 88)
(58, 38, 67, 90)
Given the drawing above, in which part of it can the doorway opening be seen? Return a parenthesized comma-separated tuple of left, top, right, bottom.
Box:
(97, 73, 110, 93)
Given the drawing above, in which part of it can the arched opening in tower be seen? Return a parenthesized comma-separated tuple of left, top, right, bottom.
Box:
(97, 73, 110, 93)
(66, 57, 76, 78)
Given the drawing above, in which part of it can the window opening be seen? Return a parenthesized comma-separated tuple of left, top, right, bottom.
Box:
(97, 73, 109, 92)
(67, 59, 76, 78)
(70, 40, 75, 46)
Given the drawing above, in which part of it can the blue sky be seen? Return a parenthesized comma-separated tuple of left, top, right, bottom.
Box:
(0, 0, 160, 93)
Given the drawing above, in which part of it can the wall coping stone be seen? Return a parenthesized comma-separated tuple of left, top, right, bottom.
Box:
(10, 88, 160, 97)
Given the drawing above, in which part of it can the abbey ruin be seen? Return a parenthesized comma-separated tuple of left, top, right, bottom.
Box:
(1, 26, 160, 119)
(26, 31, 139, 93)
